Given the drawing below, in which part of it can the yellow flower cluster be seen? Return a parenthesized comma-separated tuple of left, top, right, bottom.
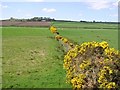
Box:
(106, 82, 116, 89)
(98, 66, 116, 88)
(105, 47, 119, 56)
(79, 60, 91, 70)
(50, 26, 74, 48)
(71, 74, 86, 88)
(77, 41, 109, 54)
(60, 37, 74, 48)
(63, 41, 120, 89)
(61, 38, 68, 43)
(50, 26, 57, 33)
(83, 41, 108, 48)
(99, 41, 109, 49)
(55, 35, 62, 40)
(64, 48, 78, 70)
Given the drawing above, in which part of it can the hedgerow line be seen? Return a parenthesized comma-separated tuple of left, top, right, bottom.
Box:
(49, 25, 120, 89)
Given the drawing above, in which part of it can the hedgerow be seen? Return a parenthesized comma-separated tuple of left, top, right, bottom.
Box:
(50, 26, 120, 89)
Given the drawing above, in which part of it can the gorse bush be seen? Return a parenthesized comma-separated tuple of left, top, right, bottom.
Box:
(50, 26, 120, 89)
(63, 41, 120, 89)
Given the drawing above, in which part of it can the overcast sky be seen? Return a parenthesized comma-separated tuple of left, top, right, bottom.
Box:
(0, 0, 119, 22)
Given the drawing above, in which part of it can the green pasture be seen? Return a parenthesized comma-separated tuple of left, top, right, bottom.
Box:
(2, 27, 70, 88)
(58, 28, 118, 49)
(53, 21, 117, 29)
(2, 22, 118, 88)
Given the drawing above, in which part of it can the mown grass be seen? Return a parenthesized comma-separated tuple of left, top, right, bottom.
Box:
(2, 22, 118, 88)
(2, 27, 71, 88)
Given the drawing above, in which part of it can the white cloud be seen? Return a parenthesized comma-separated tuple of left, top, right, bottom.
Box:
(85, 0, 119, 10)
(85, 0, 110, 10)
(2, 5, 8, 8)
(109, 14, 118, 17)
(113, 1, 118, 7)
(42, 8, 56, 13)
(0, 4, 8, 9)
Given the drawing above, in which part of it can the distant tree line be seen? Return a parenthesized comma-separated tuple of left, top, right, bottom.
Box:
(9, 17, 55, 22)
(2, 17, 117, 24)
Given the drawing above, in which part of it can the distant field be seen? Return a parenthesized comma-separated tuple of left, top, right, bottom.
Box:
(0, 21, 50, 27)
(53, 21, 118, 29)
(1, 20, 118, 29)
(2, 22, 118, 88)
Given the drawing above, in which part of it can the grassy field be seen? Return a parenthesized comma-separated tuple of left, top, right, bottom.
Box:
(53, 21, 118, 29)
(2, 27, 70, 88)
(58, 28, 118, 49)
(2, 22, 118, 88)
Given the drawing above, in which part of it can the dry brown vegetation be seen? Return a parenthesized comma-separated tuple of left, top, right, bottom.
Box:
(0, 20, 51, 27)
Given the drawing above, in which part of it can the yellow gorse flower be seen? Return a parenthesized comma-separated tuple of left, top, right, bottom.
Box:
(79, 60, 91, 70)
(99, 41, 109, 49)
(70, 74, 86, 88)
(62, 38, 68, 43)
(55, 35, 62, 40)
(98, 66, 116, 88)
(106, 82, 116, 88)
(50, 26, 57, 33)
